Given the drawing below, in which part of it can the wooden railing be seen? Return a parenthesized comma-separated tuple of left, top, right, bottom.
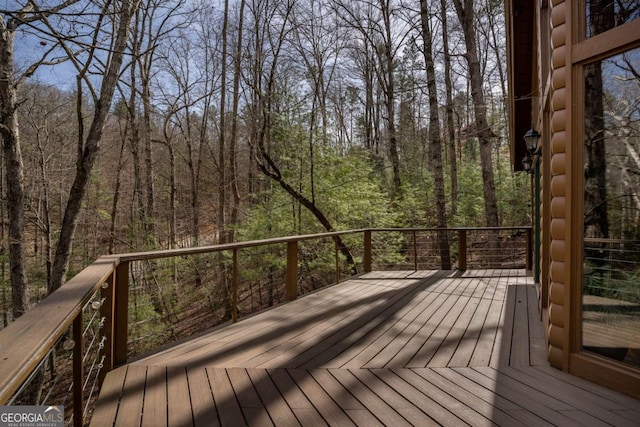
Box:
(0, 226, 531, 425)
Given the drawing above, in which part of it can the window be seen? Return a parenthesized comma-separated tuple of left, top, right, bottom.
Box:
(586, 1, 640, 38)
(582, 47, 640, 368)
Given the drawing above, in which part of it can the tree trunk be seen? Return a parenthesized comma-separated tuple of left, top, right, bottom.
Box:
(109, 126, 128, 254)
(440, 0, 458, 217)
(141, 66, 156, 240)
(452, 0, 499, 228)
(161, 112, 178, 249)
(34, 124, 53, 288)
(219, 0, 229, 244)
(420, 0, 451, 269)
(0, 16, 28, 317)
(128, 15, 145, 237)
(168, 144, 177, 248)
(50, 0, 137, 292)
(381, 0, 401, 197)
(228, 0, 246, 234)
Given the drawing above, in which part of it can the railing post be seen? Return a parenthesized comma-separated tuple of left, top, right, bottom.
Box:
(413, 230, 418, 271)
(526, 227, 533, 270)
(458, 230, 467, 271)
(286, 241, 298, 301)
(364, 230, 372, 273)
(334, 239, 341, 284)
(232, 249, 238, 322)
(73, 312, 83, 427)
(99, 272, 116, 383)
(114, 261, 129, 366)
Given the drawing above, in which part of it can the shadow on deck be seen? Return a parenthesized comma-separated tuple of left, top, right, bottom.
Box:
(90, 270, 640, 426)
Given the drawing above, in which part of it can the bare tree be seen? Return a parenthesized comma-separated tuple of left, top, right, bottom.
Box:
(121, 0, 188, 246)
(156, 11, 216, 247)
(440, 0, 458, 217)
(228, 0, 246, 236)
(333, 0, 409, 197)
(419, 0, 451, 269)
(49, 0, 140, 292)
(219, 0, 230, 243)
(19, 85, 74, 288)
(245, 0, 357, 270)
(108, 99, 129, 254)
(0, 1, 84, 316)
(290, 0, 344, 204)
(451, 0, 499, 228)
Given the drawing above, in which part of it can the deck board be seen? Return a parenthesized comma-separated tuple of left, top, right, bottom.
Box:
(186, 367, 217, 427)
(413, 368, 527, 427)
(141, 366, 167, 427)
(392, 368, 491, 426)
(287, 369, 355, 426)
(246, 369, 298, 426)
(329, 369, 412, 426)
(167, 366, 192, 427)
(114, 365, 145, 427)
(91, 270, 640, 426)
(337, 273, 451, 368)
(90, 365, 127, 427)
(206, 368, 246, 426)
(368, 369, 460, 426)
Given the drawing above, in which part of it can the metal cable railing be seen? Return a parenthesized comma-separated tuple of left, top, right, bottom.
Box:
(0, 227, 531, 425)
(6, 287, 108, 425)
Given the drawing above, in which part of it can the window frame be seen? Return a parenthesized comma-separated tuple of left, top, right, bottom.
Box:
(569, 1, 640, 392)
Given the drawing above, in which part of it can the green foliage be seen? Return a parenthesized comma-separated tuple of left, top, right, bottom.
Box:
(495, 158, 531, 226)
(452, 162, 485, 227)
(395, 182, 430, 227)
(128, 302, 166, 355)
(315, 148, 400, 229)
(239, 146, 398, 239)
(584, 270, 640, 304)
(440, 153, 531, 228)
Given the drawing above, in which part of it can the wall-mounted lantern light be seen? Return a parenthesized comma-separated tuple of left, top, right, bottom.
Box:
(522, 125, 541, 174)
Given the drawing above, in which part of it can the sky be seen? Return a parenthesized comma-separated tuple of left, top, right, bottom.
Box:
(8, 1, 100, 91)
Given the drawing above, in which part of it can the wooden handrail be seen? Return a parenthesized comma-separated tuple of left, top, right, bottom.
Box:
(0, 256, 118, 404)
(0, 226, 531, 419)
(116, 229, 370, 262)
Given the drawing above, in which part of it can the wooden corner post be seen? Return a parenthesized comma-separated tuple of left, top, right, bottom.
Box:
(364, 230, 372, 273)
(232, 249, 239, 322)
(458, 230, 467, 270)
(114, 261, 129, 367)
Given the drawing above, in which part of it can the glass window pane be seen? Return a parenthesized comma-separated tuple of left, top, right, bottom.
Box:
(582, 47, 640, 368)
(586, 1, 640, 38)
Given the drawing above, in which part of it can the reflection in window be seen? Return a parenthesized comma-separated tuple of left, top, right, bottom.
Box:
(586, 0, 640, 38)
(582, 47, 640, 368)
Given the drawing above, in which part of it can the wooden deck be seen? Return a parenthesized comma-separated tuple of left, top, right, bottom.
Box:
(90, 270, 640, 426)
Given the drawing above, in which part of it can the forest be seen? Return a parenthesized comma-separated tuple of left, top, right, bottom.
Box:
(0, 0, 530, 325)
